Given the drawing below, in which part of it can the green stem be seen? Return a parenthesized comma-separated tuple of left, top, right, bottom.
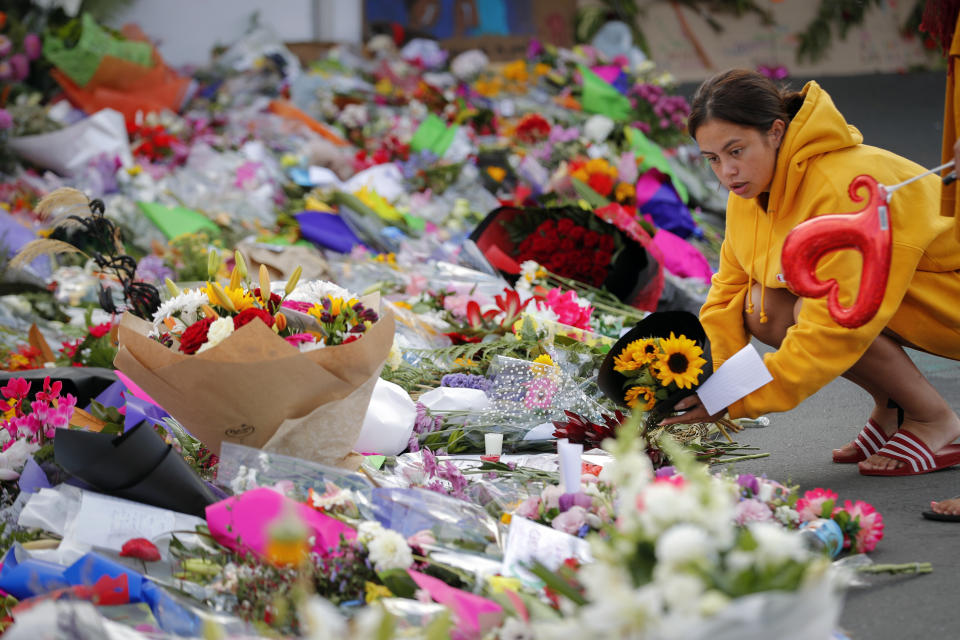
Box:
(709, 453, 771, 465)
(856, 562, 933, 574)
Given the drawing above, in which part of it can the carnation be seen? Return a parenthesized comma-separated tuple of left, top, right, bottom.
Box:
(795, 487, 838, 522)
(734, 498, 773, 525)
(835, 499, 884, 553)
(366, 527, 414, 571)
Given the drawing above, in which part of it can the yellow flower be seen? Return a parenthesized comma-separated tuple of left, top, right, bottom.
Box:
(615, 181, 636, 203)
(531, 353, 557, 376)
(364, 582, 392, 603)
(613, 338, 660, 372)
(585, 157, 617, 178)
(533, 62, 551, 77)
(203, 282, 255, 312)
(374, 77, 393, 95)
(503, 60, 529, 83)
(655, 332, 707, 389)
(304, 195, 334, 212)
(126, 165, 142, 176)
(571, 167, 589, 183)
(474, 76, 503, 97)
(486, 166, 507, 183)
(374, 252, 398, 267)
(500, 512, 512, 525)
(624, 385, 656, 411)
(454, 357, 478, 368)
(355, 186, 402, 222)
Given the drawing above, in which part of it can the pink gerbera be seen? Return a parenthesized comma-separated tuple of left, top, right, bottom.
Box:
(835, 499, 884, 553)
(795, 488, 838, 523)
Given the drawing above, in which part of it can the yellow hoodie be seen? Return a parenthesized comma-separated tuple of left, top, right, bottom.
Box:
(701, 81, 960, 419)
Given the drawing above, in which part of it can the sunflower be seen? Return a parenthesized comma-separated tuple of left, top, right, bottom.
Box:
(624, 385, 656, 411)
(655, 332, 707, 389)
(613, 337, 660, 372)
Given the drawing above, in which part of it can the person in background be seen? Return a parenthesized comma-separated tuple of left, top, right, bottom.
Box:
(661, 68, 960, 483)
(923, 0, 960, 522)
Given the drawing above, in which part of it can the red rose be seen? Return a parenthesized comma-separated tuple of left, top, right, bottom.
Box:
(120, 537, 161, 562)
(253, 289, 283, 313)
(233, 308, 275, 330)
(178, 317, 215, 354)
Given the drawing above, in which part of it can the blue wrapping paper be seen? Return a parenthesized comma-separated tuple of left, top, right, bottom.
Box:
(295, 211, 363, 253)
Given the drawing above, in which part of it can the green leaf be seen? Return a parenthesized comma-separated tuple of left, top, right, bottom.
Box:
(528, 562, 587, 606)
(377, 568, 418, 599)
(424, 610, 453, 640)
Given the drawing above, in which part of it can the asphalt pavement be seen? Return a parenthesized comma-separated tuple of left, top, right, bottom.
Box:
(678, 71, 958, 640)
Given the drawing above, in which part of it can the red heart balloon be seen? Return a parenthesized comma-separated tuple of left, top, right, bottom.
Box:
(781, 174, 892, 329)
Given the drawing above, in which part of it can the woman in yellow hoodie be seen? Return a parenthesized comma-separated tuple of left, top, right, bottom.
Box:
(662, 69, 960, 477)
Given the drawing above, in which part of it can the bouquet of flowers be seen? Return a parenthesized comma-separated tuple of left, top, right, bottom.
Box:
(598, 311, 710, 417)
(469, 205, 661, 311)
(528, 431, 843, 640)
(114, 254, 395, 467)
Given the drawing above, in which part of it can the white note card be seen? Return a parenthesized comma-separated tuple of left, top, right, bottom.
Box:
(697, 343, 773, 416)
(72, 492, 191, 553)
(501, 516, 593, 584)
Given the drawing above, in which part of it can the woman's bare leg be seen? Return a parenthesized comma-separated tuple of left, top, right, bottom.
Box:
(743, 285, 960, 470)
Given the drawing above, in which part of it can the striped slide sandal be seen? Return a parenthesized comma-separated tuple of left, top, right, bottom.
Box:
(858, 431, 960, 476)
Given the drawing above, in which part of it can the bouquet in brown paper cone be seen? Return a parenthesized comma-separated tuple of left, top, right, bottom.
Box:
(113, 251, 394, 469)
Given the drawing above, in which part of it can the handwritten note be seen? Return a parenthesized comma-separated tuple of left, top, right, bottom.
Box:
(501, 516, 593, 584)
(696, 343, 773, 416)
(71, 492, 200, 553)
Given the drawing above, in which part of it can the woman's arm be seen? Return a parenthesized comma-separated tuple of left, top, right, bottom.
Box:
(699, 230, 751, 370)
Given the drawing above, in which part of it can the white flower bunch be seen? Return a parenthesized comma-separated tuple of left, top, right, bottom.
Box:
(356, 521, 414, 572)
(150, 288, 210, 336)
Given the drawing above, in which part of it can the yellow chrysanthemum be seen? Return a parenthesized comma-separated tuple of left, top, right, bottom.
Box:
(613, 338, 660, 372)
(475, 76, 503, 97)
(503, 60, 529, 83)
(585, 157, 617, 178)
(531, 353, 557, 376)
(203, 282, 256, 312)
(624, 385, 656, 411)
(655, 332, 707, 389)
(615, 181, 636, 203)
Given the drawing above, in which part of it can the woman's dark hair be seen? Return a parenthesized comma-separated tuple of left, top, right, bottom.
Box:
(687, 69, 804, 138)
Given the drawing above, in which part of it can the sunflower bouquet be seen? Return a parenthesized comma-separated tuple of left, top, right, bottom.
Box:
(612, 331, 707, 412)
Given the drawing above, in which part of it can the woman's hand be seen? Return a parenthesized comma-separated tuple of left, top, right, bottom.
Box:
(658, 394, 726, 426)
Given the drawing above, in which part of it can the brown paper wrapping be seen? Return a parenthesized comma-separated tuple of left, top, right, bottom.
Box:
(114, 307, 394, 468)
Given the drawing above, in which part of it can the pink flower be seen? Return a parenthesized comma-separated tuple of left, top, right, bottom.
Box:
(515, 496, 541, 519)
(538, 288, 593, 330)
(442, 294, 474, 319)
(281, 300, 314, 313)
(551, 505, 587, 535)
(523, 377, 558, 409)
(735, 498, 773, 525)
(23, 33, 42, 61)
(407, 530, 436, 548)
(283, 333, 316, 347)
(2, 379, 30, 402)
(10, 54, 29, 82)
(835, 500, 884, 553)
(35, 377, 63, 404)
(795, 488, 838, 523)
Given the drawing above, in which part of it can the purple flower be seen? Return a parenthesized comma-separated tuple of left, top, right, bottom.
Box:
(0, 109, 12, 131)
(24, 34, 41, 61)
(440, 373, 491, 393)
(527, 38, 544, 59)
(736, 473, 759, 496)
(134, 255, 174, 284)
(654, 465, 676, 479)
(0, 35, 11, 58)
(10, 54, 29, 82)
(558, 491, 592, 513)
(413, 402, 442, 435)
(421, 448, 439, 477)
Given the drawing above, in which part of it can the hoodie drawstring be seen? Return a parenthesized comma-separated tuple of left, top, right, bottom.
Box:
(759, 218, 774, 324)
(746, 214, 759, 315)
(746, 210, 772, 323)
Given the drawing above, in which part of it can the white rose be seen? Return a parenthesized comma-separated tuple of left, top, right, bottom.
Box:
(197, 317, 235, 353)
(366, 528, 414, 571)
(655, 523, 714, 569)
